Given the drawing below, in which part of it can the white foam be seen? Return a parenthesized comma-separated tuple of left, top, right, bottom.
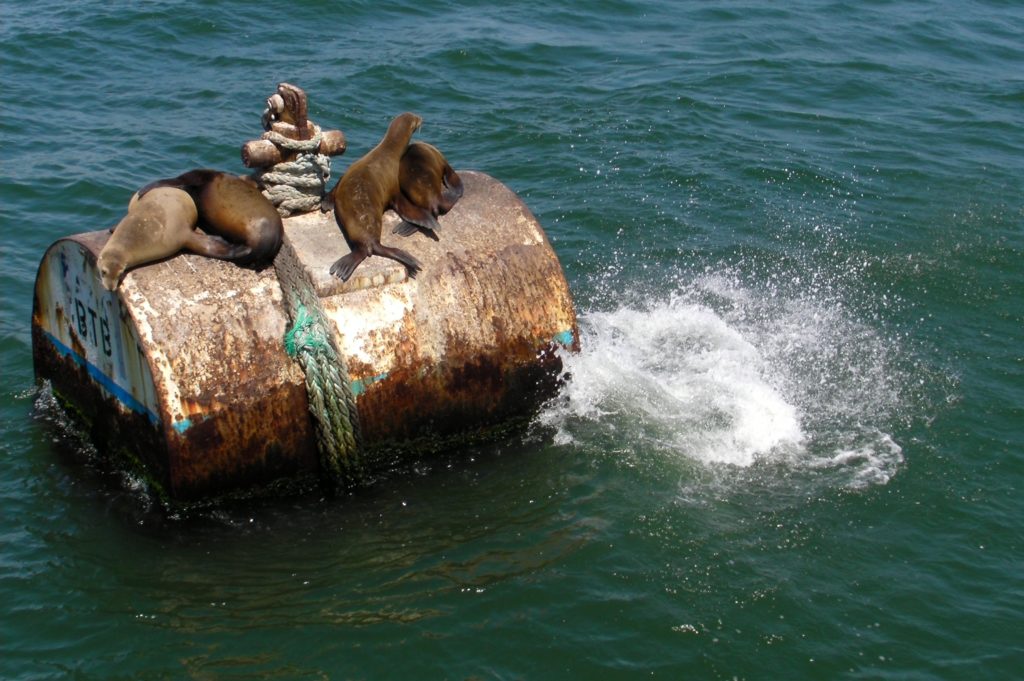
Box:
(538, 271, 908, 490)
(806, 431, 905, 490)
(539, 295, 804, 468)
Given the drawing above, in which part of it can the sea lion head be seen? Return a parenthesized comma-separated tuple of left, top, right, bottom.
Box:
(97, 249, 126, 291)
(390, 112, 423, 137)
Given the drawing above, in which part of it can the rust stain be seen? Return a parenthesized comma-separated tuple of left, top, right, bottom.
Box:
(32, 330, 170, 490)
(167, 379, 318, 500)
(347, 233, 576, 448)
(120, 253, 318, 500)
(32, 172, 579, 503)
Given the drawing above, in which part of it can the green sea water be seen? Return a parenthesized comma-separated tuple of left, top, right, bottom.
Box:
(1, 1, 1022, 678)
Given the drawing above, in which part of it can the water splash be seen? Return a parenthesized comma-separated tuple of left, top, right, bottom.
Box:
(540, 295, 803, 467)
(538, 269, 912, 490)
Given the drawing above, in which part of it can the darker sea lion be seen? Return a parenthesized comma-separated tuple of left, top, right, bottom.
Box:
(98, 187, 251, 291)
(325, 112, 424, 282)
(137, 169, 283, 267)
(392, 141, 464, 238)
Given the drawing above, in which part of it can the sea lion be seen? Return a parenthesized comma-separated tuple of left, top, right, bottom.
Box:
(97, 187, 251, 291)
(137, 169, 283, 268)
(325, 112, 424, 282)
(392, 141, 464, 238)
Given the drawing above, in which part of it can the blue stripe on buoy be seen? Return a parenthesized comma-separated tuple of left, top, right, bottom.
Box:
(350, 372, 389, 397)
(553, 330, 575, 347)
(43, 331, 161, 427)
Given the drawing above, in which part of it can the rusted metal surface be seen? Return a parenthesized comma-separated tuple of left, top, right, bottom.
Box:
(32, 171, 578, 503)
(32, 233, 171, 487)
(32, 233, 318, 502)
(120, 252, 318, 499)
(286, 171, 579, 453)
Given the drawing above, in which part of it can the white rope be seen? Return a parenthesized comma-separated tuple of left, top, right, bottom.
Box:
(254, 126, 332, 217)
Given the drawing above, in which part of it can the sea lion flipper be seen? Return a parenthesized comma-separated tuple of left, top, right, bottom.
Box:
(392, 192, 441, 233)
(136, 178, 178, 199)
(392, 221, 420, 237)
(185, 232, 253, 262)
(392, 221, 440, 242)
(439, 167, 464, 213)
(374, 244, 422, 279)
(137, 169, 221, 199)
(330, 251, 368, 282)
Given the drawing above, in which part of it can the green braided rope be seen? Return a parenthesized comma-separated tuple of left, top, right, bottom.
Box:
(275, 240, 363, 488)
(283, 304, 328, 357)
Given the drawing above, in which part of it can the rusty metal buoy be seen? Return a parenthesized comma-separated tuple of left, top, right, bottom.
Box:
(32, 172, 578, 504)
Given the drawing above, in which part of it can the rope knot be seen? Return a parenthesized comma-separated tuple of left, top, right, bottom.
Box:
(284, 304, 329, 358)
(255, 124, 332, 217)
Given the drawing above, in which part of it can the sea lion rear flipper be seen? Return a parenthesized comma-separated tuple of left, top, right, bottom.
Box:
(330, 251, 368, 282)
(374, 244, 422, 279)
(136, 169, 222, 199)
(184, 232, 253, 262)
(392, 193, 441, 233)
(135, 178, 179, 199)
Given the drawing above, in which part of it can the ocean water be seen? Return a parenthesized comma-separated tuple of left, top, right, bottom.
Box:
(2, 0, 1022, 678)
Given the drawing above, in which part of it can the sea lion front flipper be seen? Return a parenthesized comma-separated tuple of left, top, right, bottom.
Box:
(330, 251, 368, 282)
(392, 192, 441, 233)
(392, 221, 440, 241)
(392, 221, 420, 237)
(438, 167, 464, 213)
(184, 231, 253, 262)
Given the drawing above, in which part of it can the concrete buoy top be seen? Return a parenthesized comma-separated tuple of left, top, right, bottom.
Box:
(32, 171, 578, 504)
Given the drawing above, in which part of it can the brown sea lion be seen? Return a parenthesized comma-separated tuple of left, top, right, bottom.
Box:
(392, 141, 464, 238)
(98, 187, 251, 291)
(325, 112, 424, 282)
(137, 169, 283, 268)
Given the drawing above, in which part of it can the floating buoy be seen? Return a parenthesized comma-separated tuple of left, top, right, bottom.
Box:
(32, 171, 578, 504)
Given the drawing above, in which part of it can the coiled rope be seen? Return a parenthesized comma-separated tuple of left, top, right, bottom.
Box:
(275, 220, 363, 489)
(256, 127, 332, 217)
